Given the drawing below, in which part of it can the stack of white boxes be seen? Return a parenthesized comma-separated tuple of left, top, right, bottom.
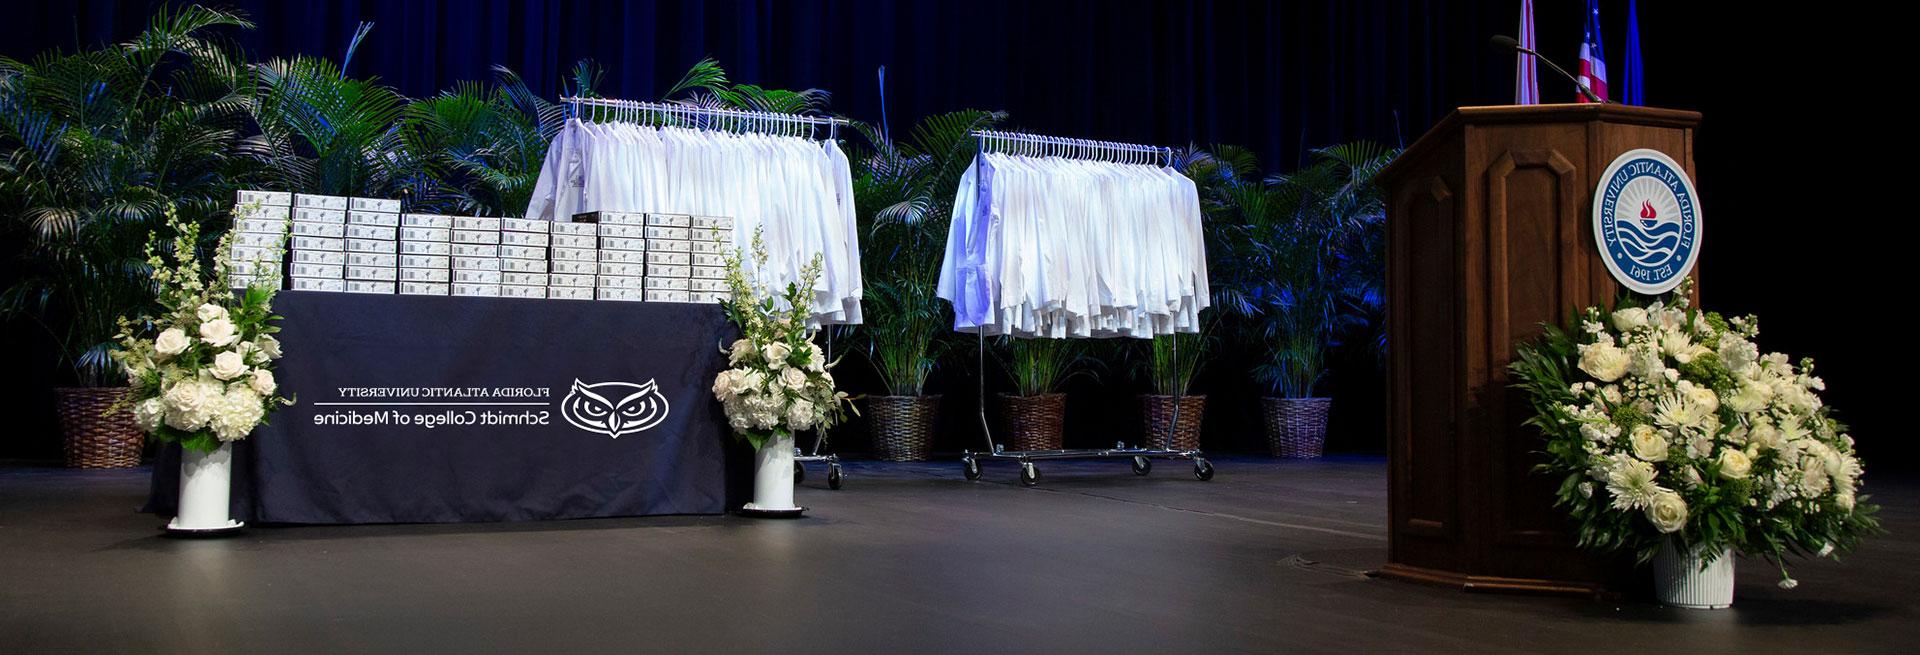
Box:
(550, 219, 599, 300)
(642, 214, 693, 303)
(591, 212, 647, 302)
(344, 198, 400, 294)
(687, 216, 737, 303)
(399, 213, 453, 296)
(500, 218, 550, 299)
(289, 194, 349, 292)
(451, 216, 503, 298)
(228, 190, 292, 290)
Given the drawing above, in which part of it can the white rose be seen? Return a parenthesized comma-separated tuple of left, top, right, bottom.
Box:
(162, 379, 219, 431)
(1718, 338, 1758, 371)
(1717, 449, 1752, 480)
(196, 303, 229, 323)
(199, 318, 239, 347)
(1683, 382, 1720, 414)
(805, 343, 826, 372)
(1578, 342, 1630, 382)
(712, 369, 738, 400)
(256, 335, 283, 359)
(728, 339, 755, 365)
(778, 366, 807, 392)
(1611, 307, 1649, 332)
(250, 369, 277, 396)
(209, 350, 249, 381)
(762, 342, 792, 368)
(154, 328, 191, 358)
(1630, 425, 1668, 462)
(1645, 492, 1689, 534)
(1725, 381, 1772, 414)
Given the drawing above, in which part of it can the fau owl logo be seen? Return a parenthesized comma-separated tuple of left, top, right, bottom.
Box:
(560, 379, 670, 438)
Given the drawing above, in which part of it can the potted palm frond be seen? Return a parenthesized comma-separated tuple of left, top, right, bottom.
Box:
(249, 25, 410, 198)
(1138, 333, 1209, 452)
(1, 6, 257, 467)
(997, 338, 1098, 452)
(848, 107, 1004, 460)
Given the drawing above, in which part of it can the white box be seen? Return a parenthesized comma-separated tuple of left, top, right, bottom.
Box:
(346, 252, 398, 268)
(228, 274, 282, 290)
(228, 259, 281, 277)
(346, 265, 397, 281)
(452, 243, 499, 258)
(287, 249, 342, 266)
(344, 280, 395, 294)
(646, 213, 692, 227)
(551, 221, 598, 236)
(644, 226, 690, 240)
(400, 254, 449, 269)
(290, 235, 344, 252)
(400, 240, 452, 256)
(689, 265, 726, 279)
(553, 233, 598, 249)
(551, 247, 597, 262)
(453, 216, 501, 231)
(690, 253, 727, 268)
(349, 197, 402, 213)
(292, 208, 346, 225)
(645, 276, 690, 291)
(689, 277, 730, 293)
(550, 259, 596, 275)
(401, 226, 451, 242)
(688, 291, 732, 304)
(501, 217, 548, 233)
(233, 232, 289, 250)
(291, 263, 343, 278)
(346, 238, 398, 254)
(691, 215, 734, 229)
(597, 262, 646, 277)
(347, 210, 400, 227)
(453, 228, 500, 245)
(571, 211, 643, 225)
(453, 269, 502, 285)
(596, 287, 646, 302)
(648, 251, 691, 266)
(400, 282, 449, 296)
(500, 258, 547, 273)
(598, 236, 647, 251)
(687, 239, 727, 254)
(292, 221, 346, 238)
(291, 277, 346, 292)
(501, 231, 550, 248)
(345, 224, 397, 241)
(294, 194, 349, 210)
(234, 204, 292, 220)
(548, 286, 595, 301)
(652, 238, 694, 253)
(236, 189, 293, 207)
(499, 244, 546, 260)
(647, 264, 691, 278)
(548, 273, 595, 288)
(598, 224, 647, 239)
(599, 249, 646, 264)
(231, 245, 285, 263)
(502, 272, 548, 287)
(234, 217, 288, 235)
(402, 213, 452, 229)
(452, 283, 502, 297)
(501, 285, 547, 299)
(399, 267, 451, 283)
(644, 289, 690, 303)
(596, 275, 645, 290)
(452, 257, 501, 271)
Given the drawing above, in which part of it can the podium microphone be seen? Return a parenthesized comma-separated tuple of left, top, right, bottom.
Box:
(1491, 34, 1607, 104)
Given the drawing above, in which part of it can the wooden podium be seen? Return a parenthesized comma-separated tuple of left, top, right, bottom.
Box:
(1375, 104, 1701, 593)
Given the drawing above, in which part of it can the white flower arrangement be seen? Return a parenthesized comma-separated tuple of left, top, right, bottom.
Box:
(710, 231, 852, 450)
(1513, 278, 1879, 587)
(112, 204, 292, 451)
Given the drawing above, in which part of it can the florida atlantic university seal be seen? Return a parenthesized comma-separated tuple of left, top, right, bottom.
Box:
(1592, 148, 1701, 295)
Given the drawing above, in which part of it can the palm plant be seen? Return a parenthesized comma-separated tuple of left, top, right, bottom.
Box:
(398, 62, 601, 216)
(247, 24, 409, 198)
(1001, 338, 1099, 396)
(0, 5, 256, 387)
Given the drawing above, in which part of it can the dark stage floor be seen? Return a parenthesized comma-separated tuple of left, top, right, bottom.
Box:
(2, 456, 1915, 654)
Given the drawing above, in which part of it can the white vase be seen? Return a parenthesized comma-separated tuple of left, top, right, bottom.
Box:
(1653, 540, 1734, 609)
(740, 431, 801, 515)
(168, 442, 243, 534)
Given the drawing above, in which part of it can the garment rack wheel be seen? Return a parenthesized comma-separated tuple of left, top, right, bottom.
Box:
(963, 456, 983, 481)
(793, 461, 806, 484)
(1131, 456, 1152, 476)
(827, 462, 843, 490)
(1193, 457, 1215, 481)
(1019, 461, 1039, 487)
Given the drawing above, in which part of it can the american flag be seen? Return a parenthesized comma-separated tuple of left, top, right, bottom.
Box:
(1515, 0, 1538, 104)
(1578, 0, 1609, 103)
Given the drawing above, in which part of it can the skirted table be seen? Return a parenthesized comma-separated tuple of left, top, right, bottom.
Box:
(145, 291, 749, 524)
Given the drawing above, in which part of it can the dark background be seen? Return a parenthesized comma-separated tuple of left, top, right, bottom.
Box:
(4, 2, 1904, 469)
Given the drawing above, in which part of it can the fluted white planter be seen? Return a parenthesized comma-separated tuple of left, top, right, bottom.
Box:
(167, 442, 244, 534)
(738, 432, 803, 517)
(1653, 540, 1734, 609)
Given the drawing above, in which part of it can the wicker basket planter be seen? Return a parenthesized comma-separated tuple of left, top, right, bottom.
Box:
(998, 393, 1067, 452)
(867, 394, 940, 461)
(1262, 397, 1331, 458)
(1139, 394, 1205, 451)
(55, 387, 144, 468)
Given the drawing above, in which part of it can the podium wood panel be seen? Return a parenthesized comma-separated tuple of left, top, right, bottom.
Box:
(1378, 104, 1700, 593)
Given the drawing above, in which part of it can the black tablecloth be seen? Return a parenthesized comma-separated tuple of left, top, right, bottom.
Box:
(145, 291, 744, 524)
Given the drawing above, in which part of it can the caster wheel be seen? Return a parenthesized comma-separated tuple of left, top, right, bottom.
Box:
(1019, 462, 1040, 487)
(827, 463, 843, 490)
(1194, 458, 1215, 481)
(1132, 456, 1152, 476)
(963, 457, 983, 481)
(793, 461, 806, 483)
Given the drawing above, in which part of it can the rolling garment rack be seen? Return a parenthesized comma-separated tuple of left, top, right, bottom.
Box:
(958, 130, 1215, 487)
(561, 95, 849, 489)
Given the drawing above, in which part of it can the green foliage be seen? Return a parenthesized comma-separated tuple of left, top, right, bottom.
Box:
(998, 338, 1100, 397)
(249, 33, 410, 197)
